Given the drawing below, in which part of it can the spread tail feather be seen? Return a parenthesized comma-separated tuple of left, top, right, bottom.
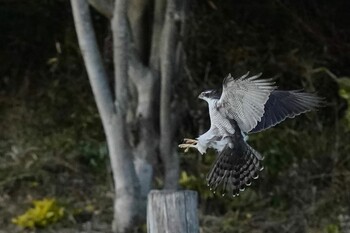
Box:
(206, 140, 263, 197)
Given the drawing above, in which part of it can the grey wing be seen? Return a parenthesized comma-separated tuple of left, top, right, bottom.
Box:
(216, 72, 276, 133)
(249, 90, 323, 133)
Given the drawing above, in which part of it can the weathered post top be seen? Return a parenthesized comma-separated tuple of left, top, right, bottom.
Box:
(147, 190, 199, 233)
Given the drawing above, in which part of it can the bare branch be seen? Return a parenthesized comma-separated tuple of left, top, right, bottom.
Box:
(88, 0, 114, 19)
(71, 0, 115, 122)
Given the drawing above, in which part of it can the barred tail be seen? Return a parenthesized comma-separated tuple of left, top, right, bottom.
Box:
(206, 141, 264, 197)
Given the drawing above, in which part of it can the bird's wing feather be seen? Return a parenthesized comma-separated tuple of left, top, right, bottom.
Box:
(206, 138, 263, 196)
(249, 90, 323, 133)
(216, 72, 276, 132)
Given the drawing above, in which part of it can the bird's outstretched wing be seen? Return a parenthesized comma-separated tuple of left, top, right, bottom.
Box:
(249, 90, 323, 133)
(216, 72, 276, 133)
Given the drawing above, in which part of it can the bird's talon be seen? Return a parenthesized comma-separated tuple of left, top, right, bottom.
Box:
(183, 138, 198, 144)
(178, 140, 198, 152)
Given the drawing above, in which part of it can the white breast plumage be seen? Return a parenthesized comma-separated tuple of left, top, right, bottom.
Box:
(208, 99, 235, 136)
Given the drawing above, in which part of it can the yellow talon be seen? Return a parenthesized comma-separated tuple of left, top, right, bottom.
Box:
(183, 138, 198, 144)
(178, 138, 198, 152)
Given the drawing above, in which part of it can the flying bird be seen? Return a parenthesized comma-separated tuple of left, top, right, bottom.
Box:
(179, 72, 323, 197)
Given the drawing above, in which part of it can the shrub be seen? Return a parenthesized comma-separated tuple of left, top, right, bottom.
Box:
(12, 198, 64, 229)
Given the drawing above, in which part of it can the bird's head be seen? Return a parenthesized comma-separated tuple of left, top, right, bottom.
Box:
(198, 90, 220, 102)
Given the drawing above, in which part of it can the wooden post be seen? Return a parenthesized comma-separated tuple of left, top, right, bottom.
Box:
(147, 190, 199, 233)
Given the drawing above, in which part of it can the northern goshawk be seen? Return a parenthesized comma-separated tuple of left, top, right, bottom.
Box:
(179, 72, 323, 197)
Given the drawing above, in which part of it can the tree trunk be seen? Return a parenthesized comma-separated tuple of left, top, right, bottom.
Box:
(160, 0, 180, 189)
(106, 121, 140, 233)
(87, 0, 113, 18)
(128, 55, 158, 217)
(72, 0, 187, 231)
(111, 0, 141, 232)
(147, 190, 199, 233)
(150, 0, 166, 69)
(128, 0, 152, 63)
(71, 1, 141, 232)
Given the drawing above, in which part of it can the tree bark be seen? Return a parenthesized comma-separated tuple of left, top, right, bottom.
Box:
(88, 0, 114, 18)
(111, 0, 141, 232)
(147, 190, 199, 233)
(71, 0, 115, 121)
(150, 0, 166, 70)
(72, 1, 140, 232)
(128, 0, 152, 63)
(159, 0, 180, 189)
(128, 52, 158, 217)
(126, 0, 159, 218)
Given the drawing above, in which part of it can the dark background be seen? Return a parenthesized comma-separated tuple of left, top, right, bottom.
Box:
(1, 0, 350, 232)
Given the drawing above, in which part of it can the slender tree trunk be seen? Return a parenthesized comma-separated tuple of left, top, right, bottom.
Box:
(111, 1, 141, 232)
(71, 1, 140, 232)
(150, 0, 166, 69)
(160, 0, 180, 189)
(71, 0, 114, 120)
(127, 0, 158, 216)
(128, 0, 151, 63)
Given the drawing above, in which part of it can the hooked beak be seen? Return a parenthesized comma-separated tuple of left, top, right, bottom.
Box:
(198, 92, 204, 99)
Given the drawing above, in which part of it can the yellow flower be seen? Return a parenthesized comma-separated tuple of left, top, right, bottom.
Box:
(12, 198, 65, 229)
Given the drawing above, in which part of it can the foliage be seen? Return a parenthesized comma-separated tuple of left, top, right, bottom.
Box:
(338, 81, 350, 129)
(78, 141, 108, 169)
(180, 170, 215, 200)
(12, 198, 64, 229)
(326, 224, 340, 233)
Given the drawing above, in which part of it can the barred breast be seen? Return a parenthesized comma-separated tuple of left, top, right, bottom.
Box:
(209, 101, 235, 135)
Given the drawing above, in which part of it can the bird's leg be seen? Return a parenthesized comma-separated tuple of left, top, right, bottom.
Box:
(178, 138, 198, 152)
